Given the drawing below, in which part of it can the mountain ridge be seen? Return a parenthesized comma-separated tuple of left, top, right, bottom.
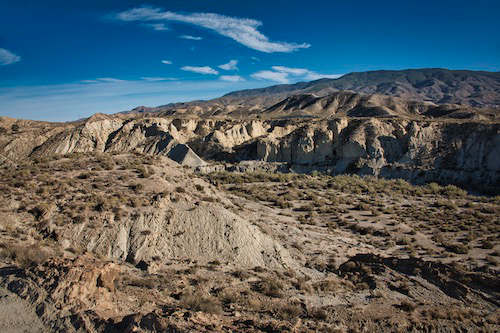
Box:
(220, 68, 500, 107)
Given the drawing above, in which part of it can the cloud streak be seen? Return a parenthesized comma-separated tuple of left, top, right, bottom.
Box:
(161, 60, 172, 65)
(251, 70, 290, 84)
(220, 75, 245, 82)
(179, 35, 203, 40)
(181, 66, 219, 75)
(146, 23, 169, 31)
(141, 77, 177, 81)
(81, 78, 126, 84)
(252, 66, 343, 83)
(115, 7, 310, 53)
(0, 48, 21, 66)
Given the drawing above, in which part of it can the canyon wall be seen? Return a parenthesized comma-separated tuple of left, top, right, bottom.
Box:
(1, 116, 499, 191)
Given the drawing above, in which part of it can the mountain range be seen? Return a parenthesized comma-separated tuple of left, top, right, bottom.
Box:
(223, 68, 500, 106)
(125, 68, 500, 120)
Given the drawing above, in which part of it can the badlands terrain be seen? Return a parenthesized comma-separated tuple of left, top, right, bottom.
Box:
(0, 68, 499, 332)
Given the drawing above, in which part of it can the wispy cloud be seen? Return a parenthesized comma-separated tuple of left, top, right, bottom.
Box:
(271, 66, 309, 76)
(252, 66, 343, 84)
(115, 7, 310, 53)
(161, 60, 172, 65)
(181, 66, 219, 75)
(0, 48, 21, 66)
(272, 66, 342, 80)
(146, 23, 169, 31)
(251, 70, 290, 84)
(98, 78, 126, 83)
(141, 77, 177, 81)
(219, 60, 238, 71)
(220, 75, 245, 82)
(179, 35, 203, 40)
(81, 78, 126, 84)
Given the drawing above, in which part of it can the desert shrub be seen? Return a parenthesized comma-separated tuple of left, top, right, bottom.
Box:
(396, 237, 410, 245)
(201, 196, 216, 202)
(273, 197, 292, 209)
(399, 300, 417, 312)
(136, 166, 151, 178)
(218, 288, 241, 305)
(308, 307, 328, 320)
(442, 185, 467, 198)
(77, 172, 92, 180)
(426, 182, 442, 194)
(129, 183, 144, 192)
(485, 256, 497, 266)
(253, 277, 284, 298)
(444, 242, 469, 254)
(0, 244, 49, 268)
(273, 301, 303, 320)
(175, 186, 186, 193)
(231, 269, 251, 280)
(481, 240, 494, 249)
(435, 199, 458, 210)
(180, 291, 222, 314)
(30, 204, 54, 221)
(97, 155, 115, 170)
(126, 277, 156, 289)
(354, 203, 371, 211)
(312, 279, 339, 293)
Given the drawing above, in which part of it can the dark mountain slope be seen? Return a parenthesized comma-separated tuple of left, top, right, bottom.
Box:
(223, 68, 500, 107)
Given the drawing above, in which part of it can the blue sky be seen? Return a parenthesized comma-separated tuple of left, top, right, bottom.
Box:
(1, 0, 499, 121)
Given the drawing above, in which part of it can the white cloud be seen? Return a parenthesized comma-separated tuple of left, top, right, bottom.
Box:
(251, 70, 290, 84)
(219, 60, 238, 71)
(96, 77, 126, 83)
(252, 66, 343, 84)
(220, 75, 245, 82)
(181, 66, 219, 75)
(81, 78, 126, 84)
(115, 7, 310, 53)
(161, 60, 172, 64)
(0, 48, 21, 66)
(271, 66, 309, 76)
(141, 77, 177, 81)
(304, 73, 343, 80)
(146, 23, 169, 31)
(179, 35, 203, 40)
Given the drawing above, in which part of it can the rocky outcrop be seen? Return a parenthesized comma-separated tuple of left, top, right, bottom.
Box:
(61, 197, 294, 269)
(0, 255, 120, 330)
(1, 115, 499, 191)
(252, 118, 499, 189)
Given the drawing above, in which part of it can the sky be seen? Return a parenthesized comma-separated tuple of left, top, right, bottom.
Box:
(0, 0, 499, 121)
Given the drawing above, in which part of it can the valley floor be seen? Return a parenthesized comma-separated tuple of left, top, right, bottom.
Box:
(0, 153, 498, 332)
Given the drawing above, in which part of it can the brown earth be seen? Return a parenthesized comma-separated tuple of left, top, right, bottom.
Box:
(0, 154, 498, 332)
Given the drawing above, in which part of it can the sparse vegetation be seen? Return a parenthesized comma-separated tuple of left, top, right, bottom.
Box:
(0, 152, 497, 332)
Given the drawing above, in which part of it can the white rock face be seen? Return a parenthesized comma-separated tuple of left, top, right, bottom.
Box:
(3, 116, 499, 189)
(62, 198, 295, 269)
